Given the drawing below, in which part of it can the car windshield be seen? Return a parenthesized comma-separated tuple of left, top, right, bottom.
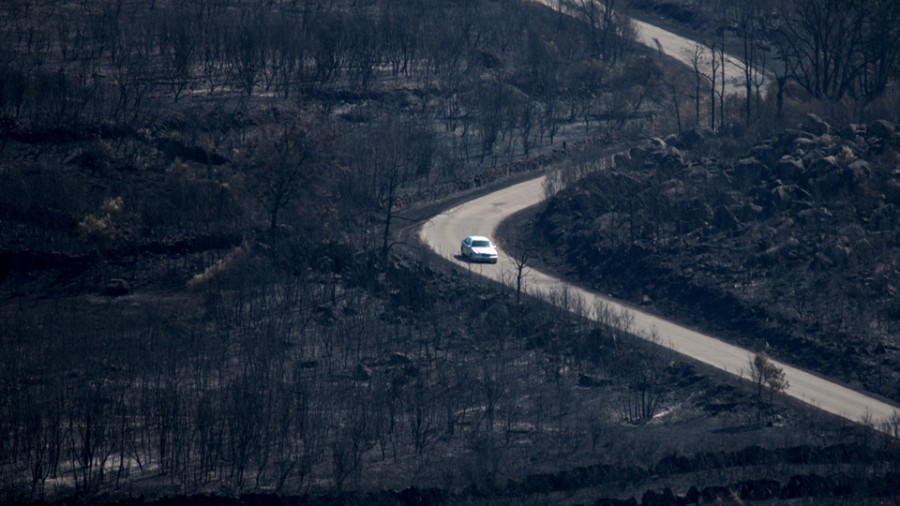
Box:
(472, 240, 491, 247)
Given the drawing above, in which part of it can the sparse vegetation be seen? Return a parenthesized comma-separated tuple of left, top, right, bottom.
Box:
(514, 113, 900, 405)
(750, 352, 789, 422)
(3, 0, 900, 504)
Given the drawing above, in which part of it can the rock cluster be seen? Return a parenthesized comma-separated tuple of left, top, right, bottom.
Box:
(534, 115, 900, 398)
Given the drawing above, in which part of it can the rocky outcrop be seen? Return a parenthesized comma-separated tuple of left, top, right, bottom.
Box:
(534, 116, 900, 403)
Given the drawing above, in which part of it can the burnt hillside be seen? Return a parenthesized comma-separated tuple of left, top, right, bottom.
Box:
(515, 114, 900, 403)
(4, 0, 900, 504)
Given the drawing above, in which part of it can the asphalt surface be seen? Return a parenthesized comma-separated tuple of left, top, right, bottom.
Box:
(533, 0, 771, 94)
(419, 174, 900, 433)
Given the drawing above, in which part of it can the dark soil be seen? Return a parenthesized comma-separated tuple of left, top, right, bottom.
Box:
(5, 1, 900, 504)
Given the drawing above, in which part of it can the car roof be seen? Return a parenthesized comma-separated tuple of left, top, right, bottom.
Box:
(467, 235, 492, 242)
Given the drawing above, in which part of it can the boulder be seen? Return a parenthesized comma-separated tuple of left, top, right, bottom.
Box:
(778, 128, 813, 149)
(840, 223, 866, 243)
(842, 123, 866, 137)
(732, 157, 767, 188)
(828, 241, 852, 265)
(804, 113, 831, 136)
(769, 184, 810, 209)
(848, 159, 871, 182)
(813, 155, 838, 173)
(672, 124, 713, 149)
(814, 167, 851, 194)
(793, 136, 819, 152)
(613, 151, 632, 168)
(105, 278, 130, 296)
(775, 156, 804, 180)
(748, 143, 778, 168)
(869, 119, 896, 139)
(648, 137, 667, 150)
(628, 145, 651, 163)
(659, 146, 686, 169)
(800, 147, 825, 169)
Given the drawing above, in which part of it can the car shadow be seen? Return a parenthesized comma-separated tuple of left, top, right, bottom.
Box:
(455, 254, 497, 264)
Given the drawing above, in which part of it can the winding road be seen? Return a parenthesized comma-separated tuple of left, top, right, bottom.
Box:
(534, 0, 771, 94)
(419, 174, 899, 433)
(419, 0, 895, 434)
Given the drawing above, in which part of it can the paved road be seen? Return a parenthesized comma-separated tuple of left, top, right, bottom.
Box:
(533, 0, 771, 95)
(419, 174, 899, 433)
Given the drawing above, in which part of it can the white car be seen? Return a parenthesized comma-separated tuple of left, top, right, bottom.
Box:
(460, 235, 498, 263)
